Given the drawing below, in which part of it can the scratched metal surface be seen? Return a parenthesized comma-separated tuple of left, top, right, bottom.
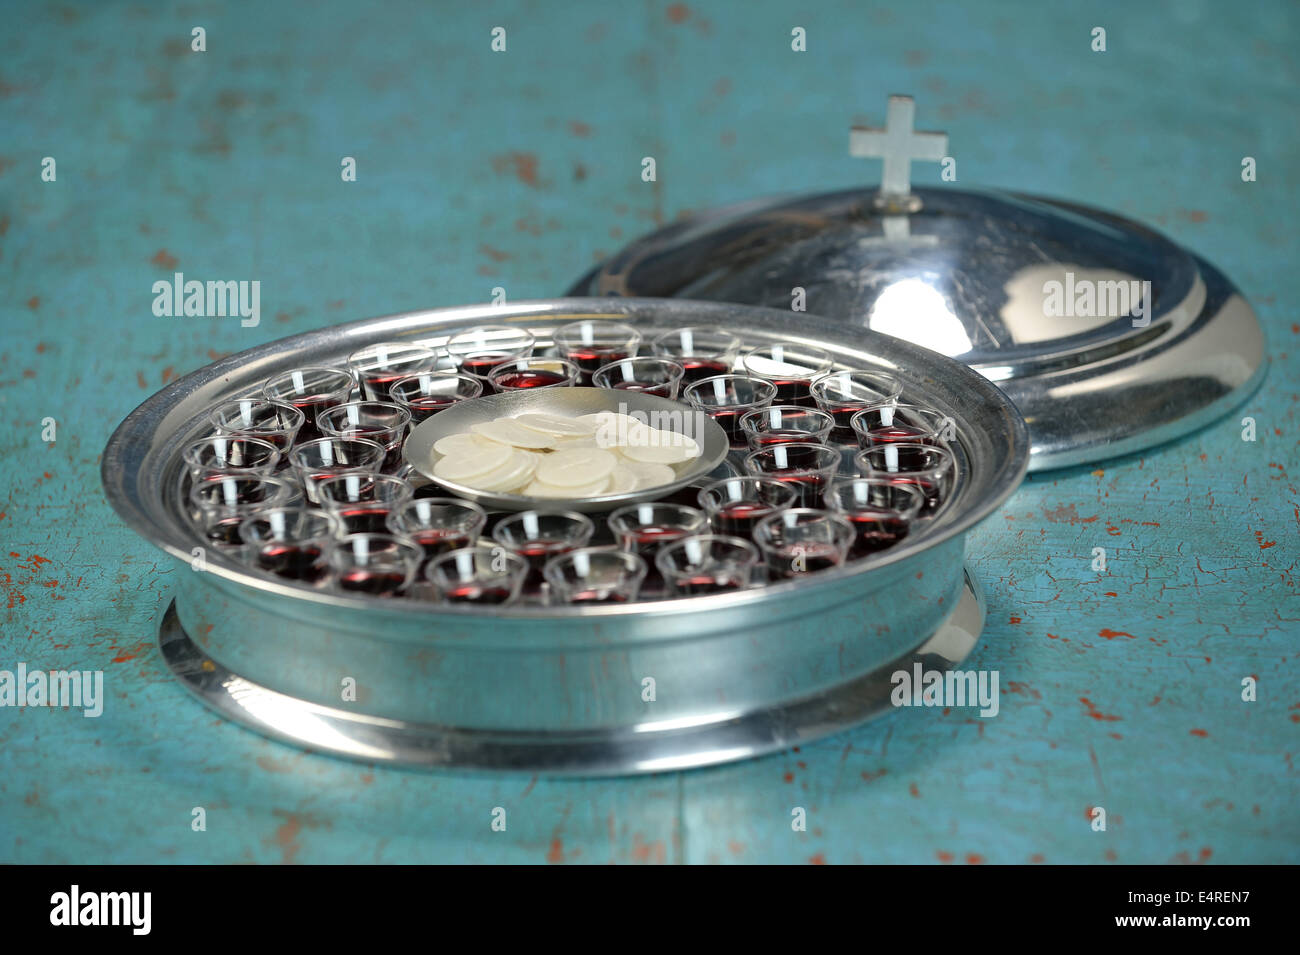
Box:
(1, 0, 1296, 864)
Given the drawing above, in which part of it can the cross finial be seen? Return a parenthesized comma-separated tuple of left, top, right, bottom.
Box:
(850, 95, 948, 210)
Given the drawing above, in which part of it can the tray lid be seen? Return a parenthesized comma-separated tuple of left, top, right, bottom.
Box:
(570, 96, 1264, 470)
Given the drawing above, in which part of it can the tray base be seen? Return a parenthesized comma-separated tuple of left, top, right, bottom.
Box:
(158, 568, 985, 776)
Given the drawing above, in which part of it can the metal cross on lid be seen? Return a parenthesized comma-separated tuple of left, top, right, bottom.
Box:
(850, 95, 948, 212)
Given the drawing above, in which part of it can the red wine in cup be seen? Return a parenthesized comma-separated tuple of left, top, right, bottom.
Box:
(566, 590, 630, 605)
(711, 502, 776, 539)
(360, 372, 408, 402)
(753, 429, 821, 447)
(411, 529, 475, 563)
(611, 380, 674, 398)
(337, 506, 395, 535)
(674, 573, 747, 596)
(627, 525, 693, 555)
(460, 354, 513, 378)
(569, 349, 629, 379)
(863, 423, 939, 445)
(679, 358, 731, 384)
(769, 378, 814, 405)
(403, 394, 459, 424)
(513, 541, 573, 583)
(883, 476, 943, 515)
(494, 369, 569, 389)
(766, 541, 842, 579)
(842, 511, 912, 557)
(289, 394, 345, 441)
(828, 404, 871, 430)
(257, 543, 328, 583)
(704, 408, 748, 444)
(440, 584, 515, 605)
(765, 472, 829, 507)
(337, 568, 407, 596)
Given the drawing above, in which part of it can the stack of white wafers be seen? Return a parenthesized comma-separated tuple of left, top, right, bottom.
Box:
(429, 411, 703, 498)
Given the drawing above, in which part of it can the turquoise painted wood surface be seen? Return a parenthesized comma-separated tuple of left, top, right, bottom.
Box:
(1, 0, 1296, 864)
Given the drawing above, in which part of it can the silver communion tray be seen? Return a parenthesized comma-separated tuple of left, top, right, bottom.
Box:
(102, 298, 1028, 775)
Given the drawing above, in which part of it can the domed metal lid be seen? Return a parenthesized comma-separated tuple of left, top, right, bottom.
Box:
(570, 96, 1265, 470)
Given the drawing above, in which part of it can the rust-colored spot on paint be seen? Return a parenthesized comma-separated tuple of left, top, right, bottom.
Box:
(1043, 503, 1098, 524)
(491, 151, 540, 187)
(966, 853, 985, 865)
(1079, 697, 1122, 722)
(1099, 628, 1136, 640)
(546, 838, 565, 864)
(161, 365, 177, 384)
(666, 3, 690, 23)
(782, 772, 794, 783)
(150, 249, 178, 269)
(568, 120, 591, 138)
(479, 244, 511, 262)
(26, 296, 39, 310)
(909, 782, 920, 797)
(936, 850, 954, 863)
(1009, 615, 1021, 624)
(808, 853, 826, 865)
(1189, 728, 1209, 737)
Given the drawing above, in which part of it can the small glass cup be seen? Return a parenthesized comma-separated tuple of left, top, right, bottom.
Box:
(445, 325, 536, 384)
(208, 398, 305, 452)
(316, 401, 412, 471)
(238, 507, 341, 584)
(650, 325, 742, 384)
(654, 534, 759, 596)
(347, 341, 442, 402)
(261, 366, 356, 441)
(385, 497, 488, 572)
(752, 508, 855, 581)
(388, 371, 484, 425)
(188, 474, 303, 550)
(682, 374, 778, 446)
(740, 342, 834, 406)
(553, 319, 642, 383)
(326, 533, 423, 597)
(696, 475, 800, 540)
(288, 436, 386, 503)
(487, 356, 580, 391)
(317, 473, 414, 535)
(491, 510, 596, 588)
(850, 402, 956, 449)
(742, 442, 842, 506)
(543, 547, 648, 605)
(181, 434, 281, 479)
(426, 544, 530, 606)
(854, 443, 956, 517)
(822, 477, 925, 557)
(592, 357, 685, 399)
(739, 405, 835, 449)
(810, 370, 903, 431)
(607, 503, 709, 558)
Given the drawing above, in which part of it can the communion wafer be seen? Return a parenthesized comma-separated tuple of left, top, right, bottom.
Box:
(471, 418, 558, 449)
(536, 448, 618, 487)
(514, 412, 598, 438)
(433, 431, 495, 457)
(432, 440, 512, 480)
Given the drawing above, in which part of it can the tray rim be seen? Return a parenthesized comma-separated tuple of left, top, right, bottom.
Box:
(101, 297, 1030, 620)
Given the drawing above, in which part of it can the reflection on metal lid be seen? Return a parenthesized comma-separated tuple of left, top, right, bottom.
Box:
(569, 96, 1264, 470)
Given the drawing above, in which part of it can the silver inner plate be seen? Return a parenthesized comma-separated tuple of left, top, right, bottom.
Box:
(405, 387, 729, 513)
